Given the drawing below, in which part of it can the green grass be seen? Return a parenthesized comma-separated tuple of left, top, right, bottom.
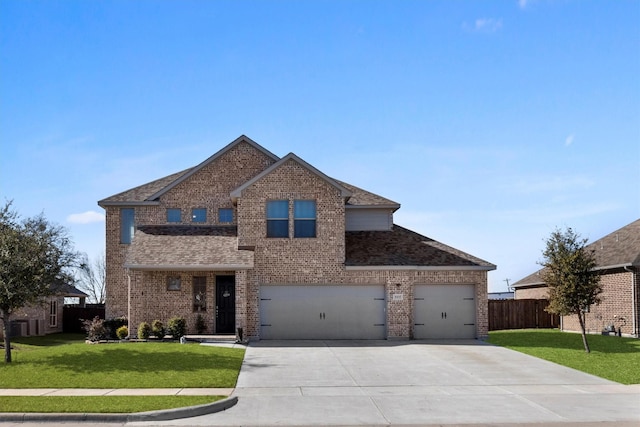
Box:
(0, 395, 223, 413)
(1, 333, 244, 388)
(487, 329, 640, 384)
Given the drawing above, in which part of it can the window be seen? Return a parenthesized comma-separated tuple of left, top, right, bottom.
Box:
(192, 208, 206, 223)
(218, 208, 233, 223)
(294, 200, 316, 238)
(266, 200, 289, 237)
(167, 276, 181, 291)
(167, 209, 181, 223)
(49, 300, 58, 327)
(193, 276, 206, 312)
(120, 208, 135, 244)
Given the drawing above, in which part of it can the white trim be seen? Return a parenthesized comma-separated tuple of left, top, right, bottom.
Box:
(345, 265, 495, 272)
(124, 263, 253, 271)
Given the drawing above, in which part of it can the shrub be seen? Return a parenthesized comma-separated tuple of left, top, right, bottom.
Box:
(116, 325, 129, 340)
(82, 316, 108, 342)
(151, 319, 165, 339)
(195, 314, 206, 334)
(137, 322, 151, 340)
(167, 316, 187, 339)
(103, 317, 128, 339)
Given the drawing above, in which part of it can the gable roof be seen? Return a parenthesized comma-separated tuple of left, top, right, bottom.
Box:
(336, 180, 400, 210)
(513, 218, 640, 288)
(345, 225, 496, 270)
(98, 135, 278, 207)
(230, 153, 352, 202)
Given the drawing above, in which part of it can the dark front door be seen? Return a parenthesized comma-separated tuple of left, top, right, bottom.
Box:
(215, 275, 235, 334)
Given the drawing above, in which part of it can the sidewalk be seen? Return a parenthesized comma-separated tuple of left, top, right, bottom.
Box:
(0, 388, 233, 396)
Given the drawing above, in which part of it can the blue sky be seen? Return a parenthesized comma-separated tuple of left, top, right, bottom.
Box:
(1, 0, 638, 292)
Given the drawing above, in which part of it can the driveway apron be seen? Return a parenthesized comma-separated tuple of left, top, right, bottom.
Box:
(129, 340, 640, 426)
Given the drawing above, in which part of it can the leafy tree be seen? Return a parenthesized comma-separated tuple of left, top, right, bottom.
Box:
(76, 252, 106, 304)
(540, 227, 602, 353)
(0, 201, 80, 362)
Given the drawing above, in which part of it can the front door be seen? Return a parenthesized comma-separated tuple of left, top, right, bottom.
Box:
(215, 275, 235, 334)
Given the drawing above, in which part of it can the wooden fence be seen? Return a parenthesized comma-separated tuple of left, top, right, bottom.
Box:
(488, 299, 559, 331)
(63, 305, 105, 333)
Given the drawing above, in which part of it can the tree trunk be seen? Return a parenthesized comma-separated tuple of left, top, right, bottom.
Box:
(577, 309, 590, 353)
(1, 310, 12, 363)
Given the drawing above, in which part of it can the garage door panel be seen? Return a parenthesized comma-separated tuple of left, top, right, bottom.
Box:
(414, 284, 476, 339)
(260, 285, 386, 340)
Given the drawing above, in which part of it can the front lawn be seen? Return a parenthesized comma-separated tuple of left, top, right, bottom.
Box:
(0, 333, 244, 413)
(0, 333, 244, 388)
(487, 329, 640, 384)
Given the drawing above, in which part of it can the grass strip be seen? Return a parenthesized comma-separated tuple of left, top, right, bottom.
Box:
(487, 329, 640, 384)
(0, 395, 223, 413)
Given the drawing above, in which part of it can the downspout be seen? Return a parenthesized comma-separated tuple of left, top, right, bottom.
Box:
(127, 270, 131, 339)
(623, 266, 637, 338)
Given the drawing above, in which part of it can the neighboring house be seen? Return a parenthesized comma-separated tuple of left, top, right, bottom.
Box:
(513, 219, 640, 337)
(488, 292, 514, 300)
(98, 136, 496, 340)
(0, 284, 88, 338)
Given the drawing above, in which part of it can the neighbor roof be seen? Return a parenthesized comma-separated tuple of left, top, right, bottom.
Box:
(345, 225, 496, 270)
(513, 218, 640, 288)
(124, 226, 254, 271)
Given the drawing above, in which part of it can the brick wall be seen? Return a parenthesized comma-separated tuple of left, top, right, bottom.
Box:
(103, 142, 490, 339)
(562, 270, 634, 335)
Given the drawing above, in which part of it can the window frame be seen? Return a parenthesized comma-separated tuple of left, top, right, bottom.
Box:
(191, 208, 207, 223)
(167, 208, 182, 223)
(218, 208, 233, 224)
(167, 276, 182, 291)
(120, 208, 135, 244)
(294, 200, 317, 238)
(49, 300, 58, 327)
(266, 200, 289, 238)
(193, 276, 207, 312)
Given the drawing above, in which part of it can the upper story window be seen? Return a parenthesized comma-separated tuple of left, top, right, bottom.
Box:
(218, 208, 233, 223)
(167, 208, 181, 223)
(266, 200, 289, 238)
(294, 200, 316, 238)
(192, 208, 206, 223)
(120, 208, 135, 244)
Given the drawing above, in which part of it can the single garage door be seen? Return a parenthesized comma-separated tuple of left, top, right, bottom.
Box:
(414, 284, 476, 339)
(260, 285, 386, 339)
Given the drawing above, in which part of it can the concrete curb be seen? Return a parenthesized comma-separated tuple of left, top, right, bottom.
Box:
(0, 395, 238, 423)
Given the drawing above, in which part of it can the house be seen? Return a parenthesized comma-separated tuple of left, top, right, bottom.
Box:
(0, 284, 88, 338)
(512, 219, 640, 337)
(98, 136, 496, 340)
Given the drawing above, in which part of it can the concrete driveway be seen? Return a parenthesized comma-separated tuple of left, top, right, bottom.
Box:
(131, 340, 640, 426)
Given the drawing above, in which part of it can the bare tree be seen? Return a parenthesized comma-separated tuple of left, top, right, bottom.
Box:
(76, 252, 106, 304)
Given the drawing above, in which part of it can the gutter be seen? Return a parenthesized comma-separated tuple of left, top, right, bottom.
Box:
(345, 265, 496, 272)
(124, 264, 254, 271)
(623, 265, 638, 338)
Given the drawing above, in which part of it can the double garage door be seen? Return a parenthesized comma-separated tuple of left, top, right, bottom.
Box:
(260, 285, 386, 339)
(259, 284, 477, 340)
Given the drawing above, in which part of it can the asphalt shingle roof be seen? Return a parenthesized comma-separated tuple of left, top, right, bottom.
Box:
(345, 225, 495, 269)
(125, 226, 253, 270)
(513, 218, 640, 287)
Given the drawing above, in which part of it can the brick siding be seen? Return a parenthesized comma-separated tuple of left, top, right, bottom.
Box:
(103, 141, 490, 339)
